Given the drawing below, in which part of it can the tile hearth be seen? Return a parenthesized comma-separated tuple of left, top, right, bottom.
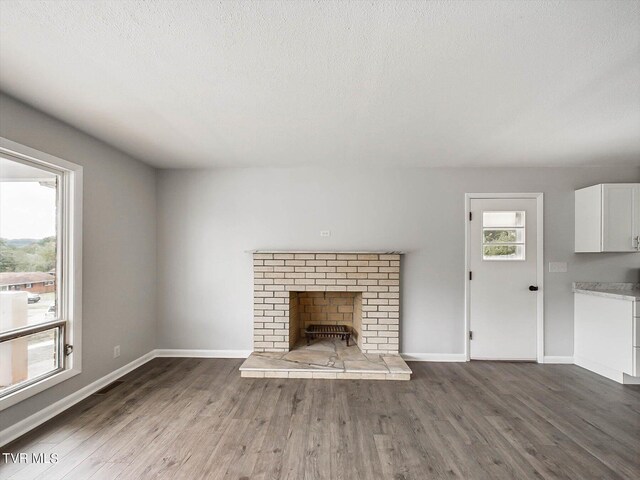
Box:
(240, 338, 411, 380)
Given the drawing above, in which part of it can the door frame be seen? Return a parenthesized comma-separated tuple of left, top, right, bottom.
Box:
(464, 193, 544, 363)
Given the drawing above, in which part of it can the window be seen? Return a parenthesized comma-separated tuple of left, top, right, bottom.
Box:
(0, 138, 82, 410)
(482, 211, 525, 261)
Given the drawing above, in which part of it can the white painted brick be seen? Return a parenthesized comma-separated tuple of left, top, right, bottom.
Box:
(378, 292, 399, 299)
(286, 260, 307, 266)
(306, 272, 326, 279)
(264, 260, 285, 266)
(265, 335, 285, 342)
(378, 305, 397, 312)
(306, 260, 327, 267)
(379, 331, 398, 337)
(380, 267, 400, 273)
(368, 286, 390, 293)
(274, 266, 295, 272)
(327, 260, 348, 266)
(325, 285, 347, 291)
(369, 338, 389, 344)
(254, 291, 274, 298)
(294, 253, 315, 260)
(378, 318, 398, 325)
(265, 272, 285, 279)
(369, 299, 389, 305)
(368, 325, 389, 331)
(254, 266, 274, 272)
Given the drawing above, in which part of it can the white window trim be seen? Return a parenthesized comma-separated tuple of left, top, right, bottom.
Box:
(0, 137, 83, 411)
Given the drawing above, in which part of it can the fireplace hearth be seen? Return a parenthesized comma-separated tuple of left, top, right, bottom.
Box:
(240, 251, 411, 380)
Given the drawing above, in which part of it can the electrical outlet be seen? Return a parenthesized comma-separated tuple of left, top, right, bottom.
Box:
(113, 345, 121, 358)
(548, 262, 567, 273)
(320, 230, 331, 237)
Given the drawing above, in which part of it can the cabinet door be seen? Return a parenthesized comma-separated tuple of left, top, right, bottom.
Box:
(602, 184, 637, 252)
(636, 185, 640, 251)
(574, 294, 635, 377)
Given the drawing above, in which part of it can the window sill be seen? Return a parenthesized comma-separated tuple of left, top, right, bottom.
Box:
(0, 367, 80, 412)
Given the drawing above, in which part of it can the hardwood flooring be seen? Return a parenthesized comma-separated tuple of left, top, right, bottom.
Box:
(1, 358, 639, 479)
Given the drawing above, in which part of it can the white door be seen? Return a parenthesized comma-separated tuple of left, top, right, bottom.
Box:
(469, 198, 539, 360)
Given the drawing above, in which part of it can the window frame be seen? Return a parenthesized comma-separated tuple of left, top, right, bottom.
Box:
(0, 137, 82, 411)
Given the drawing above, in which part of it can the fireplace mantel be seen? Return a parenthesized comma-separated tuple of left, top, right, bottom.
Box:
(248, 250, 405, 255)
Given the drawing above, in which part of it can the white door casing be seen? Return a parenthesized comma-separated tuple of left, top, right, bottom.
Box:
(465, 194, 544, 362)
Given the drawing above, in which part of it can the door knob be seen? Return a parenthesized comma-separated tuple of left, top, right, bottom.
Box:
(529, 285, 539, 291)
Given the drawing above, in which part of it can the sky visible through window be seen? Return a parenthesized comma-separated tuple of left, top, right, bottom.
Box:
(0, 182, 56, 239)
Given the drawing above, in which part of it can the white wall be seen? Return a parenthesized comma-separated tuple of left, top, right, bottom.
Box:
(157, 167, 640, 357)
(0, 94, 157, 431)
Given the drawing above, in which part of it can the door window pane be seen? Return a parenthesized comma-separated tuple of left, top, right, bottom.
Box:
(483, 229, 524, 244)
(482, 211, 525, 261)
(482, 211, 525, 227)
(483, 245, 525, 260)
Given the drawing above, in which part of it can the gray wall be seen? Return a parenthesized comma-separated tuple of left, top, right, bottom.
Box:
(157, 167, 640, 356)
(0, 94, 157, 431)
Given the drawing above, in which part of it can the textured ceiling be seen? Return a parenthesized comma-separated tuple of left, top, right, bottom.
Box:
(1, 0, 639, 168)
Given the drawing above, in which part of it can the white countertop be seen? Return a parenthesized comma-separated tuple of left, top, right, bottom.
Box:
(573, 282, 640, 301)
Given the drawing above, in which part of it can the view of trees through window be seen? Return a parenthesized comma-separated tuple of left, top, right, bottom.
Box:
(483, 229, 518, 257)
(0, 236, 57, 273)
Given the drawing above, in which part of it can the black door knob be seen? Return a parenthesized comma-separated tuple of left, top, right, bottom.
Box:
(529, 285, 539, 291)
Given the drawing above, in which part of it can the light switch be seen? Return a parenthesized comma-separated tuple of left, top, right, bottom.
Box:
(320, 230, 331, 237)
(548, 262, 567, 273)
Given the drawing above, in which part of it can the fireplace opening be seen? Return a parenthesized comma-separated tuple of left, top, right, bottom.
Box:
(289, 292, 362, 350)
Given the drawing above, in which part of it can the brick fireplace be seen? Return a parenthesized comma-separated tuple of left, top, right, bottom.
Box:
(253, 252, 400, 354)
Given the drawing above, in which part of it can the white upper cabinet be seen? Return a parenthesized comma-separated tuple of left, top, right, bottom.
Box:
(575, 183, 640, 253)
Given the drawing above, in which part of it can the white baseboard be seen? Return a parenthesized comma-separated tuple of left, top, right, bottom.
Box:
(154, 349, 251, 358)
(542, 356, 574, 364)
(574, 356, 625, 383)
(0, 351, 156, 448)
(622, 374, 640, 385)
(401, 353, 467, 362)
(573, 357, 640, 384)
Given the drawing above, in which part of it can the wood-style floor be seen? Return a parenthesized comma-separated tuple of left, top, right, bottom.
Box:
(1, 358, 639, 479)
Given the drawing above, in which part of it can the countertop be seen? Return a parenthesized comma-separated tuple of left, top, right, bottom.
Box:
(573, 282, 640, 301)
